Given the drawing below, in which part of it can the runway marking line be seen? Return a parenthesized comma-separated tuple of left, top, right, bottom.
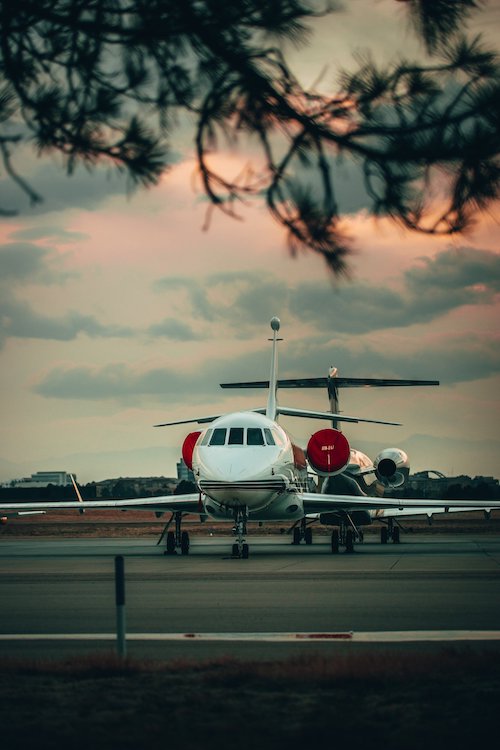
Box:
(2, 631, 500, 642)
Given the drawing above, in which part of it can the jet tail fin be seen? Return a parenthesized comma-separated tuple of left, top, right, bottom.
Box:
(266, 317, 282, 420)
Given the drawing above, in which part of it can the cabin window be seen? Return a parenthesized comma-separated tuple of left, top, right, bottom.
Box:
(271, 428, 285, 446)
(209, 428, 227, 446)
(228, 427, 244, 445)
(247, 428, 265, 446)
(200, 429, 212, 446)
(264, 428, 275, 446)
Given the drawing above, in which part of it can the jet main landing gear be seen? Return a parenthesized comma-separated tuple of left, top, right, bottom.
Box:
(331, 518, 363, 554)
(163, 511, 190, 555)
(380, 518, 401, 544)
(291, 519, 313, 545)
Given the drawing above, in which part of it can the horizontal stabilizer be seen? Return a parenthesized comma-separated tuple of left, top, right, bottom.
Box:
(276, 406, 401, 426)
(221, 377, 439, 389)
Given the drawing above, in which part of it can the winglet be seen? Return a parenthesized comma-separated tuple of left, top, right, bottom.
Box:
(70, 474, 85, 515)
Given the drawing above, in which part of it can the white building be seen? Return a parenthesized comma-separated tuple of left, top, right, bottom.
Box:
(2, 471, 75, 488)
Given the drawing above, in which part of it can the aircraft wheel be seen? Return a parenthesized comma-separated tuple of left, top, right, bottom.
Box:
(345, 529, 354, 553)
(304, 527, 313, 545)
(331, 529, 339, 554)
(392, 526, 400, 544)
(241, 543, 249, 559)
(181, 531, 190, 555)
(231, 543, 239, 557)
(165, 531, 176, 555)
(380, 527, 388, 544)
(292, 527, 301, 545)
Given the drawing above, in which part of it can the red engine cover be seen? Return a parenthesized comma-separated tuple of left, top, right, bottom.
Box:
(307, 428, 350, 476)
(181, 431, 202, 470)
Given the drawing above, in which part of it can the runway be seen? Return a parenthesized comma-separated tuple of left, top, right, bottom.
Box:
(1, 533, 500, 659)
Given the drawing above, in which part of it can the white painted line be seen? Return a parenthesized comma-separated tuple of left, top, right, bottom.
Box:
(1, 631, 500, 642)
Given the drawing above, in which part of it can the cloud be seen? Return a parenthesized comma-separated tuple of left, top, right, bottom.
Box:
(148, 317, 202, 340)
(0, 163, 128, 218)
(289, 246, 500, 334)
(151, 247, 500, 340)
(153, 271, 289, 330)
(10, 226, 88, 243)
(32, 327, 500, 405)
(282, 332, 500, 385)
(0, 241, 133, 347)
(1, 299, 133, 345)
(32, 344, 274, 403)
(0, 242, 75, 284)
(33, 364, 189, 401)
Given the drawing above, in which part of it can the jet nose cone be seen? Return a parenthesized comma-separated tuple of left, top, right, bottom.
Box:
(200, 448, 275, 483)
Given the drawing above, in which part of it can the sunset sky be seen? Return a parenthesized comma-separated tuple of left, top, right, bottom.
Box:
(1, 1, 499, 484)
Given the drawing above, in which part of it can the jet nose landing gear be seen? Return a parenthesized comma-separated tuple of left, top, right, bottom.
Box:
(231, 507, 249, 558)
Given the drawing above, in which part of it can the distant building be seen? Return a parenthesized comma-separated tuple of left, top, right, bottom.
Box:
(176, 458, 194, 482)
(401, 472, 499, 499)
(2, 471, 75, 488)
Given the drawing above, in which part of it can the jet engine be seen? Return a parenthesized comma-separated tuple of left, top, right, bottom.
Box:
(307, 428, 350, 476)
(374, 448, 409, 488)
(181, 431, 202, 471)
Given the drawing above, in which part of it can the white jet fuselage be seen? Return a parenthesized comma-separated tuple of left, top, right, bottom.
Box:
(192, 411, 306, 519)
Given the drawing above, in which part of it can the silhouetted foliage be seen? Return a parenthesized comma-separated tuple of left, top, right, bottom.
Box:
(174, 479, 197, 495)
(443, 482, 498, 501)
(1, 1, 498, 272)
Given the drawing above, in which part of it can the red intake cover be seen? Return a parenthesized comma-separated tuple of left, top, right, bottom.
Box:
(307, 428, 350, 476)
(181, 431, 202, 471)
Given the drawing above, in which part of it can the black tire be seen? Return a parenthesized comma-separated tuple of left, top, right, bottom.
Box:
(392, 526, 400, 544)
(331, 529, 339, 554)
(381, 526, 388, 544)
(181, 531, 190, 555)
(304, 527, 313, 545)
(241, 543, 249, 559)
(166, 531, 176, 554)
(345, 529, 354, 553)
(292, 527, 301, 545)
(231, 543, 239, 557)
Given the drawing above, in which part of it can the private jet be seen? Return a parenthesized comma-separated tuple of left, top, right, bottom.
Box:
(1, 318, 498, 557)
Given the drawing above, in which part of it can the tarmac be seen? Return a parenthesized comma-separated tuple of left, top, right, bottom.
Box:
(1, 533, 500, 660)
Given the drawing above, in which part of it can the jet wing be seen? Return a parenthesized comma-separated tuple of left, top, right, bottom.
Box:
(154, 409, 266, 427)
(0, 494, 203, 516)
(155, 406, 400, 427)
(299, 492, 500, 514)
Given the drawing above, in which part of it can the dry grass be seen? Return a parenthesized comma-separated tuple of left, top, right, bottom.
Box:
(0, 650, 499, 749)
